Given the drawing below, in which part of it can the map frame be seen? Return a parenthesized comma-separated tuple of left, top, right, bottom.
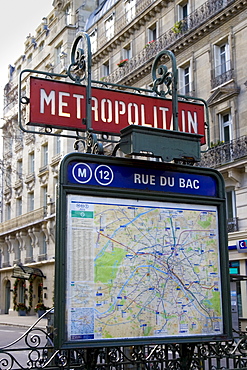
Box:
(55, 153, 231, 349)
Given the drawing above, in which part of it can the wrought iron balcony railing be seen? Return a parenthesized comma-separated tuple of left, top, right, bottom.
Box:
(199, 135, 247, 168)
(100, 0, 234, 84)
(211, 60, 233, 89)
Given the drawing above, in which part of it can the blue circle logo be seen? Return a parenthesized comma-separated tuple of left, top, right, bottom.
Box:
(95, 165, 114, 186)
(72, 163, 92, 184)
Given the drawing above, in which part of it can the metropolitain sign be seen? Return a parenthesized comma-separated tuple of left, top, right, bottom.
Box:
(27, 77, 206, 143)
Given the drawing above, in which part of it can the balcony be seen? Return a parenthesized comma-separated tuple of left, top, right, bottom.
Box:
(97, 0, 236, 84)
(199, 135, 247, 168)
(0, 207, 47, 235)
(211, 60, 233, 89)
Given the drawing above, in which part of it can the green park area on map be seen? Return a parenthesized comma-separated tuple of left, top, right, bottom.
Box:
(66, 196, 222, 341)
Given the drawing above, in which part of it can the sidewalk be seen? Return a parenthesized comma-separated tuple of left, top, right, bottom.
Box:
(0, 313, 48, 329)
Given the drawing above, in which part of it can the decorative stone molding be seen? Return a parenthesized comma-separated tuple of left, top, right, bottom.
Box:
(42, 223, 49, 244)
(3, 187, 12, 203)
(38, 166, 49, 184)
(25, 133, 35, 145)
(16, 231, 28, 251)
(28, 227, 40, 249)
(14, 179, 23, 197)
(25, 173, 35, 191)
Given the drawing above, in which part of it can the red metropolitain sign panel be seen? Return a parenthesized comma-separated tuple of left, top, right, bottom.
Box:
(27, 77, 206, 143)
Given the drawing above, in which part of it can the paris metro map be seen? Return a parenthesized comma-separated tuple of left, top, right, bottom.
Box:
(65, 195, 222, 341)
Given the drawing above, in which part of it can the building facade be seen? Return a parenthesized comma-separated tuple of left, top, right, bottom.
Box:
(84, 0, 247, 330)
(0, 0, 97, 315)
(1, 0, 247, 330)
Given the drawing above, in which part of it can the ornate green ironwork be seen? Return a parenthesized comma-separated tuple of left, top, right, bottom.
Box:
(18, 32, 210, 157)
(0, 311, 247, 370)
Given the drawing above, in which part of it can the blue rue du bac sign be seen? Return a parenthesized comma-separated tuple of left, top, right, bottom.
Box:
(67, 161, 217, 196)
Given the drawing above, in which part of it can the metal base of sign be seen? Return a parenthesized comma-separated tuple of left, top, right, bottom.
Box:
(119, 125, 202, 162)
(0, 311, 246, 370)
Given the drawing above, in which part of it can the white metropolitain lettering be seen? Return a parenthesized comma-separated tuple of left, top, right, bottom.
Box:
(188, 112, 198, 133)
(91, 97, 99, 121)
(59, 92, 70, 117)
(128, 103, 139, 125)
(40, 89, 55, 115)
(141, 104, 152, 127)
(101, 99, 112, 123)
(134, 173, 156, 185)
(39, 89, 199, 134)
(115, 101, 125, 124)
(73, 94, 84, 119)
(153, 106, 170, 129)
(179, 178, 200, 189)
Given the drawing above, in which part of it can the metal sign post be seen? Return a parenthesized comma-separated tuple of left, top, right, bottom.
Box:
(15, 32, 232, 368)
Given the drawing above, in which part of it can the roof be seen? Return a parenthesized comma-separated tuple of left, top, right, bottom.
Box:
(84, 0, 118, 31)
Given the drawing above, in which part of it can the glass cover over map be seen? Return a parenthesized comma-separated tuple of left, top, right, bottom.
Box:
(66, 195, 222, 341)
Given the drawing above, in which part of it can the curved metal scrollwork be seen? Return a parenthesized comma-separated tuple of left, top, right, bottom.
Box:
(67, 32, 91, 84)
(151, 50, 179, 131)
(2, 324, 247, 369)
(67, 32, 92, 131)
(86, 131, 104, 155)
(152, 64, 173, 97)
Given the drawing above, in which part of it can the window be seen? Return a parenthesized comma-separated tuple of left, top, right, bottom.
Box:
(178, 1, 189, 20)
(220, 112, 232, 143)
(29, 152, 35, 174)
(18, 280, 25, 304)
(39, 41, 45, 51)
(26, 236, 33, 262)
(55, 44, 62, 66)
(28, 192, 34, 212)
(3, 244, 10, 267)
(226, 190, 236, 220)
(65, 5, 72, 25)
(42, 186, 48, 208)
(40, 233, 47, 257)
(102, 60, 110, 78)
(123, 43, 132, 60)
(214, 42, 230, 77)
(148, 23, 157, 43)
(177, 0, 190, 31)
(105, 14, 114, 40)
(5, 203, 11, 221)
(5, 166, 11, 187)
(16, 159, 22, 180)
(27, 54, 32, 63)
(89, 29, 97, 54)
(42, 143, 48, 166)
(178, 64, 191, 95)
(125, 0, 136, 22)
(55, 135, 61, 155)
(226, 189, 238, 232)
(14, 241, 21, 263)
(16, 197, 22, 217)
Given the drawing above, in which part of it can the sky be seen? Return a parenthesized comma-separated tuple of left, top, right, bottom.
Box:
(0, 0, 53, 117)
